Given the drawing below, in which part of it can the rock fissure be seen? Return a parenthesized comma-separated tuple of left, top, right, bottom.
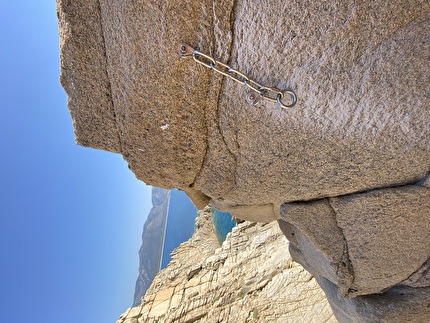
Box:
(59, 1, 430, 321)
(284, 173, 429, 207)
(187, 140, 209, 189)
(417, 171, 430, 188)
(183, 313, 208, 323)
(327, 198, 355, 297)
(96, 0, 124, 155)
(212, 0, 240, 189)
(118, 207, 337, 322)
(400, 256, 430, 288)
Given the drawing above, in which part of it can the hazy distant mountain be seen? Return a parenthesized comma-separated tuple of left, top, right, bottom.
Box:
(132, 187, 170, 307)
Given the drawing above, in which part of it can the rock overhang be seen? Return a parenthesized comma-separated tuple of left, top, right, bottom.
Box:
(59, 0, 429, 213)
(58, 0, 430, 321)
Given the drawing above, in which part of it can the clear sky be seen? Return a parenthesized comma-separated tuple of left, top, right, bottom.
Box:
(0, 1, 153, 322)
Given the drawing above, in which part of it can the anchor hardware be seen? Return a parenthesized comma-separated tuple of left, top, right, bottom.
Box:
(178, 43, 297, 109)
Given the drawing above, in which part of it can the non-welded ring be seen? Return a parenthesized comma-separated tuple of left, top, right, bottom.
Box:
(277, 90, 297, 108)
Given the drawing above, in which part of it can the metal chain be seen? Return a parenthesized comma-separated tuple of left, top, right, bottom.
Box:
(178, 43, 297, 109)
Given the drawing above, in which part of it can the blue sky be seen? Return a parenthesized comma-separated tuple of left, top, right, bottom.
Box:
(0, 1, 152, 322)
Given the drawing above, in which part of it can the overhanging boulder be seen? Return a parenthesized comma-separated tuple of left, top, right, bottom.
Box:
(58, 0, 430, 321)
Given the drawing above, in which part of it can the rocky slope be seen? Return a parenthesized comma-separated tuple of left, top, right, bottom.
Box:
(118, 207, 337, 322)
(133, 187, 170, 306)
(58, 0, 430, 321)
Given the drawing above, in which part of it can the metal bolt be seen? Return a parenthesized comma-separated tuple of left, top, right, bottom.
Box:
(246, 92, 262, 106)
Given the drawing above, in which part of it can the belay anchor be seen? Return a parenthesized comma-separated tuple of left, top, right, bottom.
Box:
(178, 43, 297, 109)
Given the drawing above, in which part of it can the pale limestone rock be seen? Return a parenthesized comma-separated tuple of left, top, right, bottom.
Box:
(127, 307, 141, 318)
(117, 208, 337, 323)
(58, 0, 430, 321)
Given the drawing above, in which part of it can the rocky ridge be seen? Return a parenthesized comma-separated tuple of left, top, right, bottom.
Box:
(58, 0, 430, 321)
(133, 187, 170, 306)
(118, 207, 336, 322)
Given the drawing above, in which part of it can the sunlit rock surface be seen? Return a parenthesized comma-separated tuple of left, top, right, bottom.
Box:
(118, 207, 337, 323)
(58, 0, 430, 321)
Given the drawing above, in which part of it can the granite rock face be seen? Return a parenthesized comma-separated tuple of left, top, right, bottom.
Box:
(278, 183, 430, 322)
(58, 0, 430, 321)
(58, 0, 430, 215)
(118, 207, 337, 323)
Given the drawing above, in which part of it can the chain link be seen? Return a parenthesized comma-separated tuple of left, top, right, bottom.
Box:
(179, 43, 297, 109)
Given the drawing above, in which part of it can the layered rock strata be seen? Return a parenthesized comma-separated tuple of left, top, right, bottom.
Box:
(58, 0, 430, 321)
(118, 207, 337, 323)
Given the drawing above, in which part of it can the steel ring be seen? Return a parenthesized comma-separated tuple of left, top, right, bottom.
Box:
(277, 90, 297, 108)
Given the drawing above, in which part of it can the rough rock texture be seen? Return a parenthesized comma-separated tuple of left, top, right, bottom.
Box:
(279, 182, 430, 322)
(279, 185, 430, 297)
(318, 277, 430, 323)
(58, 0, 430, 321)
(118, 207, 337, 323)
(58, 0, 430, 214)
